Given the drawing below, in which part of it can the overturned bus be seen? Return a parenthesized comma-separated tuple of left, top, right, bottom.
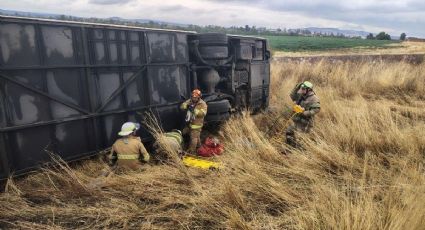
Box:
(0, 15, 270, 180)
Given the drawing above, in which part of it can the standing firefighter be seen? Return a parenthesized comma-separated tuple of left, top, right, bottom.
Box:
(109, 122, 150, 170)
(180, 89, 208, 154)
(286, 81, 320, 147)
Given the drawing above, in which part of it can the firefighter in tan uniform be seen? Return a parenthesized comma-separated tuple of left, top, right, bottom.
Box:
(153, 129, 184, 160)
(109, 122, 150, 170)
(286, 81, 320, 147)
(180, 89, 208, 154)
(163, 129, 184, 153)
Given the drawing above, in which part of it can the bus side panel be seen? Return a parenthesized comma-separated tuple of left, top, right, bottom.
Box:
(249, 61, 270, 109)
(0, 18, 191, 179)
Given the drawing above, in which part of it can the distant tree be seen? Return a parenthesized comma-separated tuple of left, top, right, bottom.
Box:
(376, 31, 391, 40)
(400, 33, 407, 41)
(366, 33, 374, 39)
(251, 26, 257, 34)
(300, 29, 311, 35)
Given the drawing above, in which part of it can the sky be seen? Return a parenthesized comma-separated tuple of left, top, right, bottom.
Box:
(1, 0, 424, 37)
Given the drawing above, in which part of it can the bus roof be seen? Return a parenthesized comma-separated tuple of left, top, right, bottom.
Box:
(0, 15, 196, 34)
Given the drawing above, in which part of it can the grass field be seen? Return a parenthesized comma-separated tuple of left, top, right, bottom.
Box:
(265, 35, 400, 52)
(1, 58, 424, 229)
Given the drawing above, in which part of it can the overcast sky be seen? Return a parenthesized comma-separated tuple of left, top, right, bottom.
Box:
(1, 0, 424, 37)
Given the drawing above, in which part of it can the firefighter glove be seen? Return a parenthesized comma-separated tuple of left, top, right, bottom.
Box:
(293, 104, 305, 114)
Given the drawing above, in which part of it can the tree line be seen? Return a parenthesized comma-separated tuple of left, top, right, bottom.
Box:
(366, 32, 407, 41)
(4, 12, 407, 40)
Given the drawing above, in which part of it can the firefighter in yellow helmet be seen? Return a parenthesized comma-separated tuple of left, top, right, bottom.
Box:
(109, 122, 150, 170)
(180, 89, 208, 154)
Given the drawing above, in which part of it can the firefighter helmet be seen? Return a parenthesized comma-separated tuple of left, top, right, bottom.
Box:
(301, 81, 313, 89)
(191, 89, 202, 98)
(118, 122, 140, 136)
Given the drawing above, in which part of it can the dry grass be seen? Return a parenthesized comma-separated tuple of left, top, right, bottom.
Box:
(1, 60, 425, 229)
(274, 41, 425, 57)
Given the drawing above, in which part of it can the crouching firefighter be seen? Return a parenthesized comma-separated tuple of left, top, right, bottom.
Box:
(154, 129, 184, 160)
(109, 122, 150, 170)
(180, 89, 208, 154)
(285, 81, 320, 147)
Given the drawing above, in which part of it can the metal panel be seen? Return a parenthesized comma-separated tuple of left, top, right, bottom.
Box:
(4, 75, 51, 125)
(53, 120, 92, 159)
(253, 40, 264, 61)
(250, 87, 263, 109)
(0, 83, 7, 128)
(8, 126, 52, 172)
(0, 23, 40, 66)
(250, 63, 267, 88)
(124, 70, 146, 108)
(147, 32, 176, 63)
(176, 33, 189, 63)
(96, 70, 124, 111)
(0, 132, 10, 179)
(153, 106, 185, 131)
(250, 62, 270, 109)
(235, 39, 255, 60)
(41, 26, 76, 65)
(101, 114, 127, 146)
(46, 69, 87, 118)
(147, 66, 187, 105)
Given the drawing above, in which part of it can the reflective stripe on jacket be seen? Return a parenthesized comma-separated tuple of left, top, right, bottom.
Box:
(117, 154, 139, 160)
(109, 136, 150, 164)
(165, 131, 183, 145)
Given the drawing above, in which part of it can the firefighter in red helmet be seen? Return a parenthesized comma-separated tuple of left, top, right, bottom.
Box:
(180, 89, 208, 154)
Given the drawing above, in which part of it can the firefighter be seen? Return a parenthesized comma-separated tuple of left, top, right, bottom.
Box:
(180, 89, 208, 154)
(164, 129, 184, 153)
(109, 122, 150, 170)
(286, 81, 320, 147)
(154, 129, 184, 160)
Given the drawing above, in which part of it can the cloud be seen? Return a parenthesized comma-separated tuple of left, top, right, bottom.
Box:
(203, 0, 425, 36)
(158, 5, 186, 12)
(89, 0, 134, 5)
(0, 0, 424, 37)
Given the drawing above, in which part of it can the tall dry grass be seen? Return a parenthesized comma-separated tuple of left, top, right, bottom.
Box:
(1, 60, 424, 229)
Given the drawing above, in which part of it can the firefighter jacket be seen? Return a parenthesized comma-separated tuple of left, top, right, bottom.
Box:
(109, 135, 150, 169)
(165, 131, 183, 146)
(290, 83, 321, 126)
(180, 99, 208, 130)
(164, 131, 183, 152)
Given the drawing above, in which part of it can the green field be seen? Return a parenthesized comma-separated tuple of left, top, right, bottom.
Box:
(264, 35, 400, 52)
